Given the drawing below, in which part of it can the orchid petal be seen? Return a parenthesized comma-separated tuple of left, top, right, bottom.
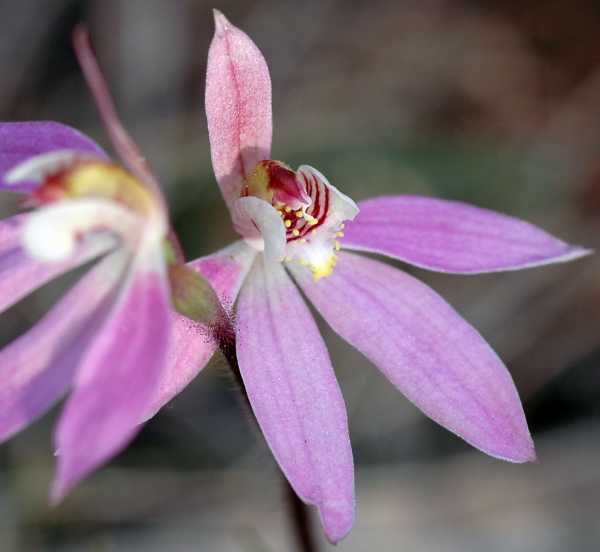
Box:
(291, 252, 535, 463)
(0, 251, 128, 443)
(0, 122, 107, 193)
(232, 196, 286, 263)
(342, 195, 590, 273)
(52, 249, 171, 501)
(206, 10, 272, 210)
(0, 213, 115, 315)
(236, 256, 354, 543)
(144, 241, 256, 419)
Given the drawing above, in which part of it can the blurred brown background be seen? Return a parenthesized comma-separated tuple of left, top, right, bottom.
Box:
(2, 0, 600, 550)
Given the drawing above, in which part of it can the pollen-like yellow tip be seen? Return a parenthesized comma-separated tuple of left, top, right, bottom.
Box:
(42, 161, 156, 216)
(311, 254, 338, 281)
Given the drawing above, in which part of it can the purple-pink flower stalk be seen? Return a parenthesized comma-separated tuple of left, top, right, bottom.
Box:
(169, 11, 590, 543)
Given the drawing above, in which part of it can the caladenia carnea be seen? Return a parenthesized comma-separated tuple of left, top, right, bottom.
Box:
(0, 28, 223, 501)
(163, 10, 591, 544)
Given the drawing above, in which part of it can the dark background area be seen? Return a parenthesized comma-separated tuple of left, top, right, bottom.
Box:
(2, 0, 600, 550)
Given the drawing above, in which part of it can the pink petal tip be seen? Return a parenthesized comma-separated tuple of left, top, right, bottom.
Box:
(320, 502, 355, 544)
(212, 9, 229, 35)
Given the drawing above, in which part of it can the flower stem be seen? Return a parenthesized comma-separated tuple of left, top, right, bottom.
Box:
(218, 330, 318, 552)
(285, 479, 319, 552)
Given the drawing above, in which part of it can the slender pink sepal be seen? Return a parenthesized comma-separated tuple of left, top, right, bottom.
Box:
(0, 251, 128, 442)
(0, 214, 114, 315)
(144, 242, 256, 419)
(51, 250, 171, 502)
(206, 10, 272, 210)
(292, 252, 536, 463)
(343, 196, 590, 273)
(236, 257, 355, 544)
(72, 26, 165, 207)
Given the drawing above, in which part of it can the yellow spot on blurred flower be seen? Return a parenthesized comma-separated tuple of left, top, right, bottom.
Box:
(47, 161, 156, 216)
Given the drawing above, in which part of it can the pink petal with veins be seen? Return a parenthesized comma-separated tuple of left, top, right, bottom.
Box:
(52, 249, 171, 501)
(206, 10, 272, 210)
(343, 195, 590, 273)
(292, 252, 536, 463)
(236, 256, 354, 544)
(0, 251, 127, 443)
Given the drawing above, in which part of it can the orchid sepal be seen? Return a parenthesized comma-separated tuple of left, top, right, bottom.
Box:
(205, 9, 272, 211)
(343, 195, 591, 274)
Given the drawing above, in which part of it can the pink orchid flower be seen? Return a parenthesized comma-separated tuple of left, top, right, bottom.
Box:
(0, 29, 216, 502)
(165, 11, 590, 543)
(0, 126, 171, 503)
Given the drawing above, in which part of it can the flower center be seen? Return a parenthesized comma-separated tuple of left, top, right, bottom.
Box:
(11, 156, 166, 263)
(244, 160, 358, 280)
(32, 160, 157, 217)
